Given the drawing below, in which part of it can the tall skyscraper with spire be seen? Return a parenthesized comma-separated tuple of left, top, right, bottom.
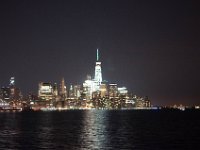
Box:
(83, 49, 103, 99)
(94, 49, 102, 86)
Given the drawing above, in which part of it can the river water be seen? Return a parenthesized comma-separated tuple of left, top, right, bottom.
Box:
(0, 110, 200, 149)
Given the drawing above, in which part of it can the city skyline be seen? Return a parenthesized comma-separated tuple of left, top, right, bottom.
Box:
(0, 0, 199, 106)
(0, 49, 152, 111)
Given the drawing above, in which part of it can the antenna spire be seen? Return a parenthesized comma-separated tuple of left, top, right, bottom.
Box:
(97, 49, 99, 61)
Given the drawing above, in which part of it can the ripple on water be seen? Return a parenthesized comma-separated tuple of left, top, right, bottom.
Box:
(0, 110, 200, 149)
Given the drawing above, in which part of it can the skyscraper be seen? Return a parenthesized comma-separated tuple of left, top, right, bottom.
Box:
(1, 87, 10, 101)
(73, 85, 81, 98)
(38, 82, 53, 100)
(83, 75, 95, 100)
(9, 77, 15, 98)
(8, 77, 22, 101)
(59, 78, 67, 99)
(109, 84, 118, 98)
(94, 49, 102, 86)
(83, 49, 103, 99)
(53, 83, 58, 97)
(10, 77, 15, 86)
(69, 84, 74, 98)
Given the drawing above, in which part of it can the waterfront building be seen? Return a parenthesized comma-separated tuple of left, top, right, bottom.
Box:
(109, 83, 118, 98)
(135, 97, 146, 107)
(118, 87, 128, 97)
(0, 87, 10, 101)
(38, 82, 53, 100)
(144, 96, 151, 107)
(0, 77, 22, 104)
(59, 78, 67, 99)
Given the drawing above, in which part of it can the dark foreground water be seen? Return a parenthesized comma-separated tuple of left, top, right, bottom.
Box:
(0, 110, 200, 150)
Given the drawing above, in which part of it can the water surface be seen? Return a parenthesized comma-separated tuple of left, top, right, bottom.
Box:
(0, 110, 200, 149)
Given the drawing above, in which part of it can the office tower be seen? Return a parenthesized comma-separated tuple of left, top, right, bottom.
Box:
(83, 49, 103, 99)
(144, 96, 151, 107)
(6, 77, 22, 101)
(1, 87, 10, 101)
(83, 75, 95, 100)
(53, 83, 58, 96)
(9, 77, 15, 99)
(69, 84, 74, 98)
(73, 85, 81, 99)
(10, 77, 15, 86)
(118, 87, 128, 97)
(94, 49, 102, 87)
(59, 78, 67, 98)
(99, 84, 107, 98)
(109, 83, 118, 98)
(13, 87, 22, 100)
(38, 82, 53, 100)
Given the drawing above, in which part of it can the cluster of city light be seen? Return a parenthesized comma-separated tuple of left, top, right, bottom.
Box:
(0, 101, 9, 106)
(0, 50, 153, 111)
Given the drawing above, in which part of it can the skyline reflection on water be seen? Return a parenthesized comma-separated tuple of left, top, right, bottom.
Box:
(80, 110, 108, 149)
(0, 110, 200, 149)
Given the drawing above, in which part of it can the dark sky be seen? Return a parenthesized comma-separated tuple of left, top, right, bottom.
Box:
(0, 0, 199, 106)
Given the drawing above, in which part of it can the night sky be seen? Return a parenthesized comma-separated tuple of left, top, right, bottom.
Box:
(0, 0, 199, 106)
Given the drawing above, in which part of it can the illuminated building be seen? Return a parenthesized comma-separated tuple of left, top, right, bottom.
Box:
(118, 87, 128, 97)
(53, 83, 58, 96)
(59, 78, 67, 99)
(69, 84, 74, 98)
(10, 77, 15, 86)
(73, 85, 81, 98)
(83, 49, 103, 99)
(83, 75, 96, 100)
(0, 78, 22, 110)
(109, 83, 118, 98)
(99, 84, 107, 98)
(38, 82, 53, 100)
(135, 97, 146, 108)
(94, 49, 102, 88)
(9, 77, 15, 99)
(12, 87, 22, 100)
(7, 77, 22, 100)
(1, 87, 10, 101)
(144, 96, 151, 107)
